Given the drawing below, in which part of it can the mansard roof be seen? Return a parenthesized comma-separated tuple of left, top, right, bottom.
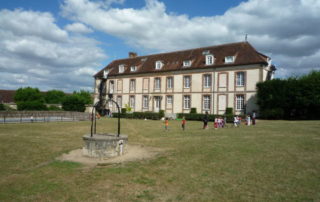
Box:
(94, 42, 269, 78)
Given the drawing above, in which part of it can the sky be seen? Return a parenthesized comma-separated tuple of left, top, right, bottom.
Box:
(0, 0, 320, 92)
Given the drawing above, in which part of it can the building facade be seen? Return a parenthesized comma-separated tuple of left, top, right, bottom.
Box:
(94, 42, 275, 116)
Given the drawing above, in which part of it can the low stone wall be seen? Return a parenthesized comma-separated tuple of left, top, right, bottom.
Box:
(82, 133, 128, 158)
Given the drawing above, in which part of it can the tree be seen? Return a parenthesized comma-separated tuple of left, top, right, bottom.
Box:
(0, 103, 5, 111)
(73, 90, 92, 104)
(256, 71, 320, 119)
(62, 95, 86, 112)
(45, 90, 66, 104)
(14, 87, 47, 110)
(14, 87, 44, 102)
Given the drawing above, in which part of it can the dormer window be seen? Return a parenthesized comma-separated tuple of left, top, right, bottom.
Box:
(183, 60, 192, 67)
(205, 55, 214, 65)
(155, 61, 163, 70)
(225, 56, 235, 63)
(130, 66, 137, 72)
(119, 64, 125, 73)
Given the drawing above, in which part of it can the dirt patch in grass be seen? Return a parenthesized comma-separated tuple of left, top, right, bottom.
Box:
(56, 144, 165, 166)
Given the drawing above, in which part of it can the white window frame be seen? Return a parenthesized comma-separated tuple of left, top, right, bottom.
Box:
(129, 79, 136, 91)
(225, 56, 235, 63)
(119, 64, 125, 73)
(205, 55, 214, 65)
(203, 74, 212, 88)
(143, 95, 149, 109)
(155, 61, 163, 70)
(109, 80, 114, 93)
(203, 95, 211, 110)
(129, 95, 135, 108)
(167, 95, 173, 105)
(167, 77, 173, 89)
(130, 66, 137, 72)
(183, 95, 191, 109)
(154, 77, 161, 89)
(236, 95, 245, 110)
(236, 72, 245, 86)
(184, 76, 191, 88)
(183, 60, 192, 67)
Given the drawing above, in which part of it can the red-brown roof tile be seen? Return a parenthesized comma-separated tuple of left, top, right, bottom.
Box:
(0, 90, 16, 103)
(95, 42, 269, 78)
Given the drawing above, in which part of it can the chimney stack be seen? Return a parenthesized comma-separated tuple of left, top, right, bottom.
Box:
(129, 52, 137, 58)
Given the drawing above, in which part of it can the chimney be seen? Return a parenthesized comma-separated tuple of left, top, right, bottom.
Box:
(129, 52, 137, 58)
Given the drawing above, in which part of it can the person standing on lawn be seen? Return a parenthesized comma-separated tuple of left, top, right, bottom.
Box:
(181, 116, 186, 131)
(203, 112, 209, 129)
(164, 117, 169, 130)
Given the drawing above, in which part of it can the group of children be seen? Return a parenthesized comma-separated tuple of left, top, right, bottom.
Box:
(164, 113, 256, 131)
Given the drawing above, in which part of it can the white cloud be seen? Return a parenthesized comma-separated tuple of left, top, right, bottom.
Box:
(0, 9, 106, 92)
(64, 22, 93, 33)
(61, 0, 320, 76)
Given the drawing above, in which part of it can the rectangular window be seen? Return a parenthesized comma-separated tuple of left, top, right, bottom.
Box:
(183, 95, 191, 109)
(225, 56, 235, 63)
(129, 79, 136, 91)
(236, 72, 245, 86)
(129, 95, 135, 108)
(109, 80, 114, 93)
(203, 74, 212, 88)
(154, 77, 161, 89)
(203, 95, 211, 110)
(167, 95, 173, 105)
(206, 55, 214, 65)
(143, 78, 149, 90)
(183, 60, 191, 67)
(143, 95, 149, 109)
(119, 65, 124, 73)
(117, 96, 122, 108)
(130, 66, 136, 72)
(236, 95, 245, 110)
(117, 80, 123, 92)
(155, 61, 163, 69)
(167, 77, 173, 89)
(184, 76, 191, 88)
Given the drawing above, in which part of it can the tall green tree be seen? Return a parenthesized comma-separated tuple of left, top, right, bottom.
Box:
(72, 90, 92, 104)
(45, 90, 66, 104)
(62, 95, 86, 112)
(14, 87, 47, 110)
(257, 71, 320, 119)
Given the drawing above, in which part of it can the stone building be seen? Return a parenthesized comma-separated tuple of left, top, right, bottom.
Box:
(94, 42, 275, 117)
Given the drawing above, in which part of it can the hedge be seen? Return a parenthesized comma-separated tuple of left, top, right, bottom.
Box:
(113, 111, 161, 120)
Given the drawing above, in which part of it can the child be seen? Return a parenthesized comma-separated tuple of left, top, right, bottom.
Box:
(165, 117, 169, 130)
(181, 116, 186, 131)
(214, 118, 218, 129)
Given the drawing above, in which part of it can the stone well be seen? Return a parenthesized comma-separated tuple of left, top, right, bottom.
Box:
(82, 133, 128, 158)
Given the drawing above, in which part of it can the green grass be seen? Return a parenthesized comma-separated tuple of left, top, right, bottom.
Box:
(0, 119, 319, 201)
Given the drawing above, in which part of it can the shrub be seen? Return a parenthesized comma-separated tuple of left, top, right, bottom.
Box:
(190, 108, 197, 114)
(0, 103, 5, 111)
(159, 110, 165, 118)
(62, 95, 86, 112)
(225, 107, 233, 114)
(47, 105, 62, 111)
(121, 108, 127, 114)
(177, 113, 216, 121)
(17, 101, 47, 111)
(260, 108, 285, 120)
(113, 111, 160, 120)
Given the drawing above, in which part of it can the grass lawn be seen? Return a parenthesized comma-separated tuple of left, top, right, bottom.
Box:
(0, 119, 319, 201)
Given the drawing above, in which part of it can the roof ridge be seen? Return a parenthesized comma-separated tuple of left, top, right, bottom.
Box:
(116, 41, 249, 61)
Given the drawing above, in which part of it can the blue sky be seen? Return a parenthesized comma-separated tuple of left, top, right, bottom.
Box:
(0, 0, 319, 92)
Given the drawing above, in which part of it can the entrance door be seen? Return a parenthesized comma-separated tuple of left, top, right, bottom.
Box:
(154, 96, 161, 112)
